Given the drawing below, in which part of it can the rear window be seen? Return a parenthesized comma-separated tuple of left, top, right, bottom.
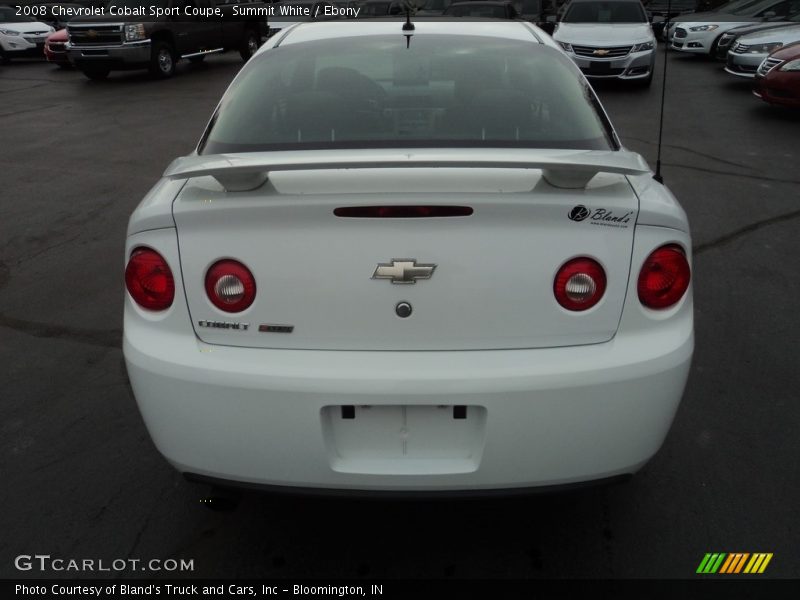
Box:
(200, 35, 617, 154)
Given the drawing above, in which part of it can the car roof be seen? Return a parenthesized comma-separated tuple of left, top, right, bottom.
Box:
(272, 19, 551, 47)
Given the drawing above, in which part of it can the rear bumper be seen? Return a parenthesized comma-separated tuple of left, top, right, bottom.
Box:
(124, 310, 693, 492)
(184, 472, 633, 498)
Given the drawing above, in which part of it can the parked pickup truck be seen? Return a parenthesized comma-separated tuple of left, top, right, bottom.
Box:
(67, 0, 267, 80)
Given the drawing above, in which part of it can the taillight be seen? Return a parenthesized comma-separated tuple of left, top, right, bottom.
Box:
(125, 248, 175, 311)
(638, 245, 691, 309)
(205, 260, 256, 313)
(334, 206, 473, 218)
(554, 257, 606, 311)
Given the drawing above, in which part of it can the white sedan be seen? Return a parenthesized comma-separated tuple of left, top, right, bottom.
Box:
(725, 23, 800, 76)
(670, 0, 799, 55)
(553, 0, 657, 85)
(123, 19, 693, 495)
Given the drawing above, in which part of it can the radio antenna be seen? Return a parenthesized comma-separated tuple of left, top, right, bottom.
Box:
(402, 6, 414, 48)
(403, 7, 415, 31)
(653, 0, 672, 184)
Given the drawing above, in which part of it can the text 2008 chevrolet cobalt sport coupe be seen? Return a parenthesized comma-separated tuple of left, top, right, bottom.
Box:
(123, 20, 693, 495)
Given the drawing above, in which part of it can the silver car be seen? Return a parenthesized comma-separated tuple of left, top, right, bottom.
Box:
(725, 23, 800, 76)
(553, 0, 656, 85)
(714, 13, 800, 60)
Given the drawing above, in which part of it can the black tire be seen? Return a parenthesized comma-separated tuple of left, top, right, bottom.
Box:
(709, 34, 725, 59)
(149, 40, 176, 78)
(239, 28, 259, 62)
(81, 65, 110, 80)
(0, 49, 10, 64)
(188, 55, 205, 64)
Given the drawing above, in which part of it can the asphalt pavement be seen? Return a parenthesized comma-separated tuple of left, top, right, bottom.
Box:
(0, 48, 798, 580)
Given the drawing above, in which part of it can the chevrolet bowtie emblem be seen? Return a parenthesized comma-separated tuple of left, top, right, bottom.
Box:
(593, 49, 610, 56)
(86, 29, 98, 38)
(372, 259, 436, 284)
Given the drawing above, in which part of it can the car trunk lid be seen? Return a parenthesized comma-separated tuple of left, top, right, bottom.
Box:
(169, 150, 644, 351)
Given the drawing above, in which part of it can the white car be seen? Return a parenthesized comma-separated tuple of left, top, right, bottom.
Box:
(725, 23, 800, 76)
(265, 1, 340, 38)
(123, 19, 693, 495)
(0, 6, 54, 62)
(662, 0, 767, 42)
(553, 0, 657, 86)
(670, 0, 800, 55)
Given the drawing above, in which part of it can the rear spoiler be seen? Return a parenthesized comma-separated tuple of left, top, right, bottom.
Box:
(164, 149, 651, 191)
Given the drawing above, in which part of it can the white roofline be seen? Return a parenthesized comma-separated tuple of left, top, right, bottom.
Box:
(263, 19, 553, 50)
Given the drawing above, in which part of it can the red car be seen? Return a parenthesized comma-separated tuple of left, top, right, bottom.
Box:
(43, 28, 69, 68)
(753, 42, 800, 108)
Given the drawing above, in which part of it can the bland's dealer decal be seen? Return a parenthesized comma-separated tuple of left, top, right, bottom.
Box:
(568, 205, 634, 228)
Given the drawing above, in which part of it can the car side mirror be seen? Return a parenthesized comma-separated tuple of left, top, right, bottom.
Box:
(763, 10, 776, 18)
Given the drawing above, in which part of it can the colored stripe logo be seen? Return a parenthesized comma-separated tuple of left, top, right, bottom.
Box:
(697, 553, 773, 574)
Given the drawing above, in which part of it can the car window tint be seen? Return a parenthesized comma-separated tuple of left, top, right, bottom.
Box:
(201, 35, 616, 153)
